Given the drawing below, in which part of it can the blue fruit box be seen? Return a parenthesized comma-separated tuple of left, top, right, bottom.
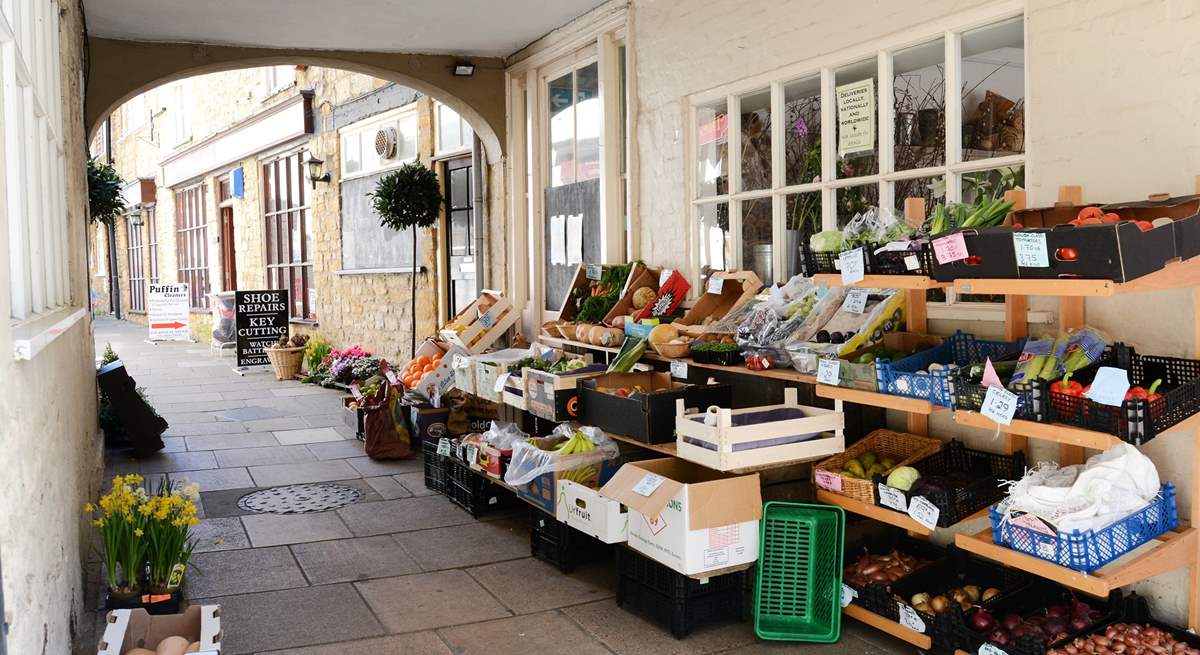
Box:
(517, 456, 621, 514)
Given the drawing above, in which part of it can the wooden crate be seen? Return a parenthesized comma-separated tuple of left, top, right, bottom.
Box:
(674, 270, 762, 338)
(602, 264, 662, 325)
(674, 388, 845, 471)
(441, 290, 520, 355)
(501, 349, 593, 412)
(557, 263, 644, 323)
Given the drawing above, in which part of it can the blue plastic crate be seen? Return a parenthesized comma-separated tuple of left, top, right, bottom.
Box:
(876, 331, 1024, 407)
(989, 483, 1178, 573)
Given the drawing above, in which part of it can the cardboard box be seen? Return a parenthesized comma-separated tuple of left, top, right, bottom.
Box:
(98, 605, 222, 655)
(409, 404, 451, 446)
(557, 479, 628, 543)
(472, 348, 531, 403)
(674, 388, 845, 471)
(516, 449, 621, 515)
(674, 270, 762, 337)
(441, 290, 520, 355)
(836, 332, 944, 392)
(1101, 194, 1200, 261)
(604, 264, 662, 325)
(601, 458, 762, 576)
(451, 350, 476, 396)
(557, 263, 646, 323)
(407, 339, 460, 401)
(578, 372, 732, 444)
(525, 362, 608, 422)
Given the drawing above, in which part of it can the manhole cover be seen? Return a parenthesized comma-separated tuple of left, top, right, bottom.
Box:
(237, 483, 362, 514)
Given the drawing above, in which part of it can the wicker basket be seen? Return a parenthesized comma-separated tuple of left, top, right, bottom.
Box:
(556, 323, 578, 340)
(265, 346, 306, 381)
(652, 342, 691, 359)
(812, 429, 943, 504)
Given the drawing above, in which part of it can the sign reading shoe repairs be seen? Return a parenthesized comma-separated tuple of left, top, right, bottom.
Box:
(147, 283, 191, 342)
(836, 78, 875, 156)
(235, 290, 290, 367)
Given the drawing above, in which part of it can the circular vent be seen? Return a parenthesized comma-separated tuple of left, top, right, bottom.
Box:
(374, 127, 398, 159)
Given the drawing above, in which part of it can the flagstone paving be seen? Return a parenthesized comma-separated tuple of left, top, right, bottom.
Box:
(85, 317, 908, 655)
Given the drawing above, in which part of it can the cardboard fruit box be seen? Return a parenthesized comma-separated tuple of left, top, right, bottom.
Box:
(600, 457, 762, 576)
(98, 605, 222, 655)
(578, 371, 733, 444)
(440, 290, 520, 355)
(673, 270, 762, 338)
(525, 361, 608, 422)
(515, 441, 622, 514)
(556, 263, 646, 323)
(557, 478, 629, 543)
(1101, 194, 1200, 261)
(407, 338, 460, 401)
(603, 264, 663, 325)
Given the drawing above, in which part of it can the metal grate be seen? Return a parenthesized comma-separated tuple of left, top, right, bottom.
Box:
(237, 483, 362, 514)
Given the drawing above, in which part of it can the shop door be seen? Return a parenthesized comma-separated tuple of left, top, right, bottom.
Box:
(220, 206, 237, 291)
(444, 156, 476, 317)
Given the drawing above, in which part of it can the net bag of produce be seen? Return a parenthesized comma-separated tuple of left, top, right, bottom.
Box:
(503, 424, 619, 487)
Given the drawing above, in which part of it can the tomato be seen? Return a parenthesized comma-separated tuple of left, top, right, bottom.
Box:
(1103, 212, 1121, 223)
(1056, 247, 1079, 261)
(965, 255, 983, 266)
(1076, 207, 1104, 221)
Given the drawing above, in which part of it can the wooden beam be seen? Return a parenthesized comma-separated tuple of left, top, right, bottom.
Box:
(1005, 294, 1027, 341)
(906, 289, 927, 333)
(907, 412, 928, 436)
(1058, 185, 1083, 205)
(1059, 295, 1086, 465)
(844, 603, 933, 649)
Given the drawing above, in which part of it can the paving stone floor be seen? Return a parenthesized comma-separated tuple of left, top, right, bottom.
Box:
(84, 317, 912, 655)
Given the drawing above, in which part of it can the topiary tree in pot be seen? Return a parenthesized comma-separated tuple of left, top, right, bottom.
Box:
(369, 161, 444, 359)
(88, 158, 126, 225)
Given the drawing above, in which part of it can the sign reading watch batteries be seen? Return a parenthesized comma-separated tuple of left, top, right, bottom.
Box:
(235, 290, 290, 368)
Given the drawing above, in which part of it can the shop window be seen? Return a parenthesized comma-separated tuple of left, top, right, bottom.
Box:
(696, 99, 729, 198)
(894, 39, 945, 171)
(836, 184, 880, 228)
(263, 152, 316, 321)
(436, 103, 474, 154)
(740, 89, 772, 192)
(340, 105, 419, 180)
(126, 213, 146, 312)
(174, 184, 210, 310)
(962, 18, 1025, 161)
(784, 77, 821, 187)
(697, 202, 729, 279)
(835, 59, 878, 179)
(784, 191, 821, 278)
(549, 62, 602, 187)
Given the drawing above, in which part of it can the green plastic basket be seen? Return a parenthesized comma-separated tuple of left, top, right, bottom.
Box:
(754, 501, 845, 642)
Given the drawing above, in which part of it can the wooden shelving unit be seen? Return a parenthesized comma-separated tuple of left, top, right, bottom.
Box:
(816, 384, 942, 415)
(816, 489, 932, 535)
(813, 273, 947, 290)
(843, 603, 933, 649)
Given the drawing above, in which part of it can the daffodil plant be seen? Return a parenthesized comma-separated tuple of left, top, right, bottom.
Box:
(143, 476, 200, 592)
(85, 474, 151, 596)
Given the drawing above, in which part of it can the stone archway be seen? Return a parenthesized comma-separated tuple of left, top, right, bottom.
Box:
(85, 38, 506, 162)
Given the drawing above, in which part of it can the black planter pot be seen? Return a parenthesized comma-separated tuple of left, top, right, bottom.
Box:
(103, 588, 143, 611)
(141, 588, 183, 615)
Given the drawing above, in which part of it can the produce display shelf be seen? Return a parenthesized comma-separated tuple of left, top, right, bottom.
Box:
(538, 335, 622, 354)
(953, 410, 1123, 450)
(816, 384, 942, 415)
(951, 256, 1200, 297)
(644, 352, 818, 385)
(813, 273, 949, 290)
(602, 430, 678, 457)
(815, 489, 932, 536)
(843, 603, 933, 649)
(954, 526, 1197, 597)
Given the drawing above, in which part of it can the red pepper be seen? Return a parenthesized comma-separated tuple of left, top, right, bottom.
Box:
(1051, 372, 1083, 397)
(1126, 379, 1164, 416)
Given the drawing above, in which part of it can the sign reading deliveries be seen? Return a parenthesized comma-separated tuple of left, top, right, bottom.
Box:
(836, 78, 875, 156)
(147, 283, 191, 342)
(235, 290, 290, 368)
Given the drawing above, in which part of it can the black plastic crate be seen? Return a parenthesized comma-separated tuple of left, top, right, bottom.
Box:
(1075, 593, 1200, 652)
(1048, 344, 1200, 445)
(869, 243, 935, 276)
(958, 581, 1119, 655)
(421, 438, 447, 493)
(843, 529, 948, 621)
(950, 365, 1052, 422)
(691, 348, 744, 367)
(443, 457, 511, 517)
(890, 548, 1032, 651)
(529, 509, 612, 573)
(873, 440, 1025, 528)
(614, 546, 750, 639)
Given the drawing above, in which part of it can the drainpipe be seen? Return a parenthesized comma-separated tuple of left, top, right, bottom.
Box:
(471, 134, 488, 289)
(105, 119, 121, 320)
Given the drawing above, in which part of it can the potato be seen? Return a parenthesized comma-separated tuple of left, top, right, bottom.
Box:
(185, 642, 202, 653)
(156, 636, 191, 655)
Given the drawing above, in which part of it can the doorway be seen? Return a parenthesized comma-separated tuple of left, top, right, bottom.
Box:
(444, 155, 476, 318)
(218, 176, 237, 291)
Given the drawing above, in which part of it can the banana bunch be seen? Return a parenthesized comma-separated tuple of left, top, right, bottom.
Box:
(554, 430, 596, 456)
(561, 465, 599, 486)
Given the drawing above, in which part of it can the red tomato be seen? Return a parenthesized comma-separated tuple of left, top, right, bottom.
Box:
(1056, 247, 1079, 261)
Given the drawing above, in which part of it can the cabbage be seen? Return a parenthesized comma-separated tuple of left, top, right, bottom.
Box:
(885, 466, 921, 491)
(809, 230, 845, 253)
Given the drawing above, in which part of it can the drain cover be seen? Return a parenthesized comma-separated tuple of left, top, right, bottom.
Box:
(237, 483, 362, 514)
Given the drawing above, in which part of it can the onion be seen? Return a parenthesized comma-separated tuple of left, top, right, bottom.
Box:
(1004, 614, 1023, 631)
(970, 610, 998, 632)
(990, 630, 1011, 647)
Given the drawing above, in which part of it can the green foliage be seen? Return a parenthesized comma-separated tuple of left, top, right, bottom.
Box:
(101, 342, 120, 365)
(576, 262, 634, 323)
(88, 159, 126, 225)
(369, 162, 443, 232)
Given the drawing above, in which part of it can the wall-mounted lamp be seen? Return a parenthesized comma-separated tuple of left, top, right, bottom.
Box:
(306, 155, 331, 188)
(452, 62, 476, 77)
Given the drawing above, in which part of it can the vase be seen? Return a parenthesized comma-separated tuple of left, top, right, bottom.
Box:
(896, 112, 919, 146)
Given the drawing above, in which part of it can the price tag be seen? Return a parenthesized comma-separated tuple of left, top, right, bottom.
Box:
(897, 603, 927, 632)
(908, 496, 941, 530)
(877, 483, 908, 512)
(659, 269, 673, 287)
(839, 248, 866, 285)
(904, 254, 921, 271)
(841, 583, 857, 608)
(478, 310, 496, 329)
(1036, 540, 1057, 560)
(436, 437, 451, 456)
(633, 473, 666, 497)
(841, 289, 868, 315)
(465, 444, 479, 464)
(816, 359, 841, 385)
(586, 264, 603, 280)
(384, 367, 400, 385)
(932, 232, 969, 264)
(670, 360, 688, 380)
(980, 385, 1019, 425)
(814, 469, 843, 492)
(494, 371, 512, 394)
(1084, 366, 1131, 407)
(1013, 232, 1050, 268)
(980, 642, 1010, 655)
(706, 275, 725, 295)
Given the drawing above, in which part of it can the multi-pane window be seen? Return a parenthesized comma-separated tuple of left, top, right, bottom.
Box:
(146, 207, 159, 284)
(436, 103, 473, 154)
(263, 151, 316, 321)
(175, 184, 210, 310)
(126, 213, 146, 312)
(3, 0, 69, 321)
(341, 105, 418, 179)
(689, 15, 1025, 286)
(548, 61, 601, 187)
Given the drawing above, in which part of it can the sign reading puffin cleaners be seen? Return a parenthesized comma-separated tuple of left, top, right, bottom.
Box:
(147, 283, 191, 342)
(235, 290, 289, 368)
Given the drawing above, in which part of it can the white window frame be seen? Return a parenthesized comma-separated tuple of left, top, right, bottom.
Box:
(684, 4, 1027, 300)
(434, 101, 473, 157)
(338, 103, 420, 182)
(262, 65, 296, 98)
(2, 0, 83, 360)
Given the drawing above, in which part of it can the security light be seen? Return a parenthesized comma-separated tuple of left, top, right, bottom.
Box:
(452, 62, 476, 77)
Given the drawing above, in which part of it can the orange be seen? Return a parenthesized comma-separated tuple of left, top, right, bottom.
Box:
(414, 356, 431, 367)
(422, 364, 434, 373)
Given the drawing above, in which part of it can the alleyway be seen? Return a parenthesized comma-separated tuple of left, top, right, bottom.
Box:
(89, 317, 906, 655)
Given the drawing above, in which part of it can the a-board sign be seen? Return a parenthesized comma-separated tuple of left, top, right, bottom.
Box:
(235, 290, 289, 368)
(147, 283, 191, 342)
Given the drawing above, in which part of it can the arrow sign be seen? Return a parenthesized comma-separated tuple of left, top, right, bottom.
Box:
(147, 283, 191, 342)
(151, 321, 186, 329)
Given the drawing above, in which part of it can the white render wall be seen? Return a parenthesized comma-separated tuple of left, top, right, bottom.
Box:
(628, 0, 1200, 624)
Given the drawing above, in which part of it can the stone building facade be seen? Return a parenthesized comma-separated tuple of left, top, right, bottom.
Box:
(90, 65, 475, 362)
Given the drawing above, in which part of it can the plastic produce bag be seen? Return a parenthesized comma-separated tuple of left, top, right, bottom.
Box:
(503, 424, 619, 487)
(480, 421, 527, 450)
(996, 443, 1160, 533)
(842, 207, 915, 251)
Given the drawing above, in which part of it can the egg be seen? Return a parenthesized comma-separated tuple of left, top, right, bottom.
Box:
(185, 642, 202, 653)
(155, 635, 191, 655)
